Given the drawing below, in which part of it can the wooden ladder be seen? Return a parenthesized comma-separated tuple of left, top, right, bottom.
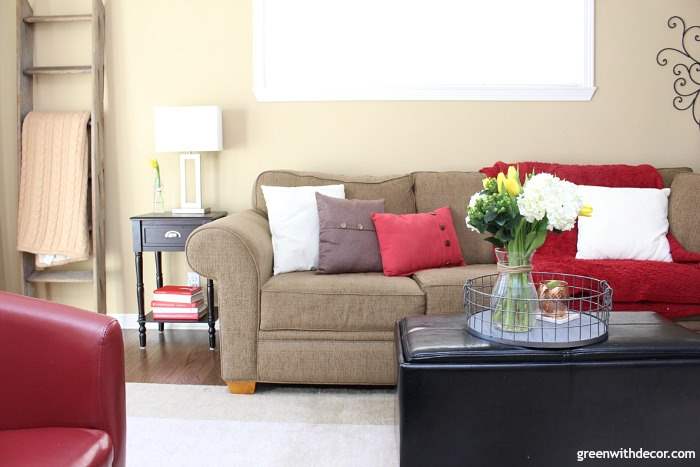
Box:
(17, 0, 106, 314)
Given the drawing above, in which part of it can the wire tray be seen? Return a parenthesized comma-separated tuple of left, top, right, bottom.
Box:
(464, 272, 613, 349)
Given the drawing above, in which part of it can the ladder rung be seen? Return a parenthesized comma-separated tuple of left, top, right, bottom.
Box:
(24, 14, 92, 24)
(27, 270, 93, 284)
(24, 65, 92, 75)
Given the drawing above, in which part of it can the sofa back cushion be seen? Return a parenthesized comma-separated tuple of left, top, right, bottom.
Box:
(254, 171, 416, 215)
(658, 167, 693, 188)
(669, 173, 700, 252)
(413, 171, 495, 264)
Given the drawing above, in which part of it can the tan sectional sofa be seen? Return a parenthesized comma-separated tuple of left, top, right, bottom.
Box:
(186, 168, 698, 393)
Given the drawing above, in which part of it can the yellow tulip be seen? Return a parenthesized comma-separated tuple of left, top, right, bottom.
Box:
(504, 178, 521, 196)
(151, 159, 159, 169)
(482, 178, 490, 190)
(579, 204, 593, 217)
(496, 173, 506, 194)
(507, 166, 519, 181)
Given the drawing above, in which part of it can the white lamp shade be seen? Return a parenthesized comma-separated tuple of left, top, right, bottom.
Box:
(154, 106, 223, 153)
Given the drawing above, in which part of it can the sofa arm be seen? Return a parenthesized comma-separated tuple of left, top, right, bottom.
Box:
(669, 173, 700, 252)
(0, 292, 126, 467)
(186, 210, 273, 383)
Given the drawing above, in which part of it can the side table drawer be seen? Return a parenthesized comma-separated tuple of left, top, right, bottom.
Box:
(142, 224, 198, 248)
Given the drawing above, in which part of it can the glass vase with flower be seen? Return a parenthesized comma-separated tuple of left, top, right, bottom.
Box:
(466, 166, 592, 333)
(151, 159, 165, 213)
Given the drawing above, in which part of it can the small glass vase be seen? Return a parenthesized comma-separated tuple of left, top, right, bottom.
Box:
(153, 186, 165, 213)
(490, 248, 538, 333)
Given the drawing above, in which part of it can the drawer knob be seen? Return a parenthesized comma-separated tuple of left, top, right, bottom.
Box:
(164, 230, 182, 239)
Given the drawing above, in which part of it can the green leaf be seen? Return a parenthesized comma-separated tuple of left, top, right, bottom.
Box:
(524, 228, 537, 249)
(527, 220, 549, 254)
(486, 225, 500, 235)
(495, 228, 513, 243)
(484, 237, 505, 248)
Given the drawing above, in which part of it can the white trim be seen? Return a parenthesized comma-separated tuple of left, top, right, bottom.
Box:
(255, 86, 597, 102)
(583, 0, 596, 89)
(110, 313, 219, 331)
(253, 0, 596, 102)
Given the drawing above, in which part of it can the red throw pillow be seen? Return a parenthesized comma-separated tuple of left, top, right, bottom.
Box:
(371, 207, 465, 276)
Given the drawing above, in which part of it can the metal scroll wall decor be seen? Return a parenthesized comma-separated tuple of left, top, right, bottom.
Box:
(656, 16, 700, 130)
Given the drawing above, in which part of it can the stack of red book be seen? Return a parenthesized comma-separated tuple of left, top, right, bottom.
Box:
(151, 285, 206, 320)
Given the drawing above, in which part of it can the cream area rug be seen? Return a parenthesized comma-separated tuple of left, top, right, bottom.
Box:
(126, 383, 398, 467)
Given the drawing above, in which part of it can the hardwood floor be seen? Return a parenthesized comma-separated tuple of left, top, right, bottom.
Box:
(123, 329, 224, 386)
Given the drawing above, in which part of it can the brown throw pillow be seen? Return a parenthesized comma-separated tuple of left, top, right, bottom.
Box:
(316, 193, 385, 274)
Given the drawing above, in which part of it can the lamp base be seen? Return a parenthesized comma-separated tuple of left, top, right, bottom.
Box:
(173, 152, 210, 215)
(172, 207, 211, 215)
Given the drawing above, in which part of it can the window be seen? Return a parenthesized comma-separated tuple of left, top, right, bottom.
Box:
(253, 0, 595, 101)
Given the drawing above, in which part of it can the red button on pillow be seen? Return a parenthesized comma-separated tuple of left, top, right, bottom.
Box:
(371, 207, 465, 276)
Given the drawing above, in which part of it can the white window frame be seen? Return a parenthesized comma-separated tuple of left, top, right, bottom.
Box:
(253, 0, 596, 102)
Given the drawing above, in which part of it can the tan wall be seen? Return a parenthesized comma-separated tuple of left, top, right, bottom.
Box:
(1, 0, 699, 314)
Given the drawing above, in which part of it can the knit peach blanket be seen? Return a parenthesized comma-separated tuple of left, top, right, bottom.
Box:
(17, 111, 91, 267)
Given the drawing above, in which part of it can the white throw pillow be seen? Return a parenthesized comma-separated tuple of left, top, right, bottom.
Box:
(576, 185, 672, 262)
(262, 184, 345, 275)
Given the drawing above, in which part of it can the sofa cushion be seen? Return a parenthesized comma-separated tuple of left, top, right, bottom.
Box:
(413, 264, 497, 314)
(669, 173, 700, 253)
(657, 167, 693, 188)
(413, 172, 495, 264)
(0, 427, 113, 467)
(260, 271, 425, 332)
(254, 171, 416, 215)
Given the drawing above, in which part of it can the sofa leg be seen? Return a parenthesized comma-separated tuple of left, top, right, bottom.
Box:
(227, 380, 256, 394)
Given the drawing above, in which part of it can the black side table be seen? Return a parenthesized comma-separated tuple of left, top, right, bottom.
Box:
(130, 211, 227, 350)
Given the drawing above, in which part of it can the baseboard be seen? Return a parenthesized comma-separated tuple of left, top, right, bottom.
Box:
(109, 313, 219, 331)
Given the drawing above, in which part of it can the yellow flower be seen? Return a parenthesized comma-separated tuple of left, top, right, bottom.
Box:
(504, 178, 521, 196)
(507, 166, 518, 181)
(496, 173, 506, 194)
(502, 166, 521, 196)
(151, 159, 159, 169)
(482, 178, 490, 190)
(579, 204, 593, 217)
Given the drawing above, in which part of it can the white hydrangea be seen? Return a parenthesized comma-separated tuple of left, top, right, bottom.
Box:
(517, 173, 583, 232)
(468, 192, 483, 208)
(465, 192, 484, 233)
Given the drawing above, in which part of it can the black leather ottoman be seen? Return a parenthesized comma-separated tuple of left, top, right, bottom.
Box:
(396, 312, 700, 467)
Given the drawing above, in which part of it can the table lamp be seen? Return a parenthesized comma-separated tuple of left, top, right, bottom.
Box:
(154, 105, 223, 214)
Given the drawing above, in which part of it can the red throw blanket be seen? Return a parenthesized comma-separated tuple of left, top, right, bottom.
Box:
(480, 162, 700, 318)
(481, 161, 665, 188)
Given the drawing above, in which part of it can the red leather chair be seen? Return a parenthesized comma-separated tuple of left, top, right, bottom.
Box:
(0, 292, 126, 467)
